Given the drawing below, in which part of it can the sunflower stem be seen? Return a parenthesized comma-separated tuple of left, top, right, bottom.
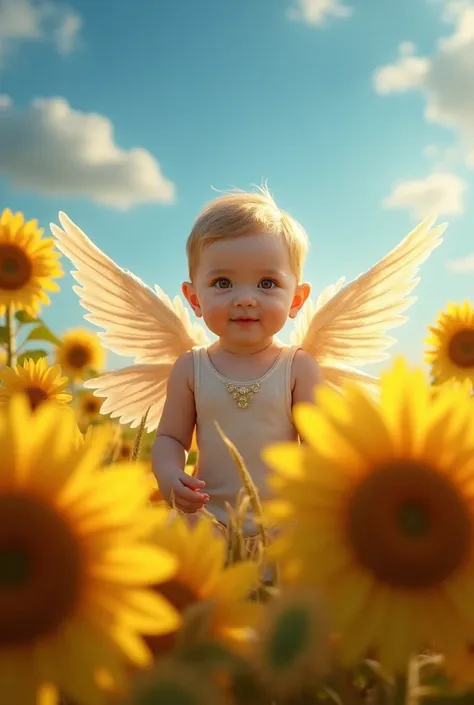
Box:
(392, 675, 407, 705)
(5, 305, 16, 367)
(405, 657, 420, 705)
(68, 380, 80, 413)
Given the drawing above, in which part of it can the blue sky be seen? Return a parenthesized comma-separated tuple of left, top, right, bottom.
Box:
(0, 0, 473, 373)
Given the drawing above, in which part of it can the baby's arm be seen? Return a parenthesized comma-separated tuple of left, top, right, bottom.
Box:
(152, 352, 209, 513)
(291, 349, 324, 407)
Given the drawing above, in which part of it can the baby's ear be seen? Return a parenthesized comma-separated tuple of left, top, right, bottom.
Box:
(182, 281, 203, 318)
(289, 282, 311, 319)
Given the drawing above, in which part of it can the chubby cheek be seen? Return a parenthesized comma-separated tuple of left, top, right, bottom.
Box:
(262, 296, 292, 324)
(200, 295, 229, 333)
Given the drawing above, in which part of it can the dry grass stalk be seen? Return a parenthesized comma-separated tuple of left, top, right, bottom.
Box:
(131, 407, 151, 460)
(214, 422, 269, 548)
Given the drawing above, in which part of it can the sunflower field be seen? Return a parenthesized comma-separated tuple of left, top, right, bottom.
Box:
(2, 207, 474, 705)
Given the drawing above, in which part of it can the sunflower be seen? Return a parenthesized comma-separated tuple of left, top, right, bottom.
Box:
(144, 510, 259, 657)
(78, 390, 103, 420)
(262, 357, 474, 674)
(0, 395, 180, 705)
(0, 357, 72, 411)
(56, 327, 105, 381)
(425, 302, 474, 386)
(0, 209, 63, 316)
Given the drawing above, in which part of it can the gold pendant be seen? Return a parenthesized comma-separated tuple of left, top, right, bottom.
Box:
(226, 382, 261, 409)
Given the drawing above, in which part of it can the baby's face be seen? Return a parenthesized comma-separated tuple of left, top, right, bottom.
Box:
(183, 233, 309, 350)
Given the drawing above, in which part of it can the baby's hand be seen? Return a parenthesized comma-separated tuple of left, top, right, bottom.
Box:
(169, 471, 209, 514)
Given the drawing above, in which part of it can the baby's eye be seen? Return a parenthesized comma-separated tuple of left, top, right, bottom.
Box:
(213, 278, 232, 289)
(259, 278, 277, 290)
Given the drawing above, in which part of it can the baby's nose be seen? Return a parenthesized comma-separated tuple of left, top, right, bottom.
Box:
(234, 288, 257, 306)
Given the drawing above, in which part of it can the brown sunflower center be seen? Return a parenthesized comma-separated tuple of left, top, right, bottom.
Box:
(0, 244, 33, 291)
(0, 493, 82, 646)
(397, 501, 429, 537)
(0, 546, 30, 587)
(26, 386, 49, 411)
(84, 399, 100, 414)
(448, 330, 474, 368)
(158, 579, 198, 612)
(119, 444, 132, 460)
(345, 461, 471, 589)
(145, 579, 198, 656)
(65, 344, 91, 370)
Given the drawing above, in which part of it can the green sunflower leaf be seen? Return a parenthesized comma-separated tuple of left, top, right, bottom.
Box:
(15, 311, 39, 325)
(23, 323, 61, 346)
(17, 349, 48, 364)
(267, 606, 310, 669)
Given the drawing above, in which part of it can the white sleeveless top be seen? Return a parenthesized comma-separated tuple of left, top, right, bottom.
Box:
(192, 345, 300, 536)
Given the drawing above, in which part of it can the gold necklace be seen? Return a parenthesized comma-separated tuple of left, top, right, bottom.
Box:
(225, 382, 261, 409)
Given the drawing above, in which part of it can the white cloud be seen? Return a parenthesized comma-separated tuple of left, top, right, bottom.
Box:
(373, 1, 474, 167)
(448, 253, 474, 271)
(0, 0, 82, 65)
(383, 171, 467, 219)
(423, 144, 440, 158)
(0, 96, 176, 209)
(53, 10, 82, 55)
(373, 51, 430, 94)
(287, 0, 352, 26)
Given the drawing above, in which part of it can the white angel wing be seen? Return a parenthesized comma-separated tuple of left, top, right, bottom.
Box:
(292, 216, 446, 388)
(320, 363, 378, 390)
(50, 212, 209, 364)
(50, 211, 209, 430)
(83, 364, 172, 432)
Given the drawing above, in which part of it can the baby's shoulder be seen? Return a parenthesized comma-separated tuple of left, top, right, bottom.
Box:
(170, 350, 195, 386)
(173, 349, 194, 370)
(290, 348, 322, 386)
(291, 347, 318, 369)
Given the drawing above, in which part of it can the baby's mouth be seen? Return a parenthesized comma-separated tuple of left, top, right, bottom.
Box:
(231, 317, 259, 323)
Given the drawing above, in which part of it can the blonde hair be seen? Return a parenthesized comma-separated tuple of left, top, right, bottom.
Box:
(186, 185, 309, 281)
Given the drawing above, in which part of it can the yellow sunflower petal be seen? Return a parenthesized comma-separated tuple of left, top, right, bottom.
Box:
(92, 545, 177, 585)
(213, 562, 259, 601)
(261, 443, 306, 480)
(0, 653, 39, 705)
(89, 586, 181, 635)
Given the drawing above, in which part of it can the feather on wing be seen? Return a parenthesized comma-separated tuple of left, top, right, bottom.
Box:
(292, 216, 446, 380)
(50, 211, 209, 431)
(83, 364, 172, 432)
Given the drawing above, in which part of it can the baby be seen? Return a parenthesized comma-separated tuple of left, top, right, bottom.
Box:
(49, 184, 444, 545)
(152, 187, 322, 537)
